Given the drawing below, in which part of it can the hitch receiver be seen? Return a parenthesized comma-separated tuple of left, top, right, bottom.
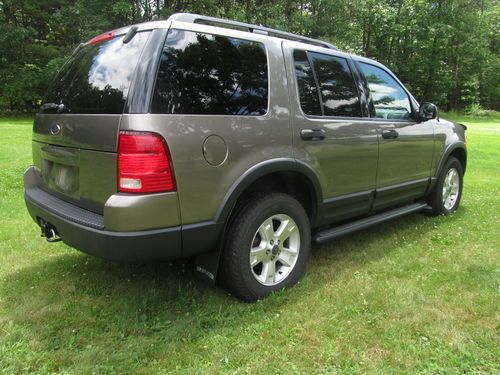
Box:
(39, 218, 61, 243)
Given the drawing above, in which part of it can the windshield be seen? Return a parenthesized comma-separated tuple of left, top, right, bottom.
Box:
(41, 31, 151, 114)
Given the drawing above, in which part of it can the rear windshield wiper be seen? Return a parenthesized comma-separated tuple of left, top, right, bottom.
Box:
(40, 103, 70, 113)
(123, 26, 138, 44)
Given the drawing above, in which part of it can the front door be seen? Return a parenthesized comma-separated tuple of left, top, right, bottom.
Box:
(357, 61, 435, 210)
(283, 42, 382, 225)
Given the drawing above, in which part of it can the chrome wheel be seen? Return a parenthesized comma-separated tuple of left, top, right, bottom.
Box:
(249, 214, 300, 286)
(442, 167, 460, 210)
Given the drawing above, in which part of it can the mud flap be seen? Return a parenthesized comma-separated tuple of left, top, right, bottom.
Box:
(194, 248, 222, 285)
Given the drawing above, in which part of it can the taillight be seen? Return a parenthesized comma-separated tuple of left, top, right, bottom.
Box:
(117, 131, 176, 194)
(87, 31, 116, 45)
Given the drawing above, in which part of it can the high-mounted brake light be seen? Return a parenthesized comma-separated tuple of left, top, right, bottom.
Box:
(117, 131, 176, 194)
(87, 31, 116, 45)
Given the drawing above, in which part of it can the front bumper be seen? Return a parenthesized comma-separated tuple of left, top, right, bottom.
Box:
(24, 171, 182, 261)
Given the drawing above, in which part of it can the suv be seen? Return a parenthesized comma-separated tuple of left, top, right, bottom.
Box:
(24, 13, 466, 301)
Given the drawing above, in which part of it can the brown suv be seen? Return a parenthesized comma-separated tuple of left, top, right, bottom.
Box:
(24, 13, 467, 301)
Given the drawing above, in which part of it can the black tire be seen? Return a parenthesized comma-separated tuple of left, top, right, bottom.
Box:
(427, 157, 464, 215)
(220, 192, 311, 302)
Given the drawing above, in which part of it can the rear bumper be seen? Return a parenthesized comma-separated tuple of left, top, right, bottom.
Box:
(25, 186, 182, 261)
(23, 164, 183, 261)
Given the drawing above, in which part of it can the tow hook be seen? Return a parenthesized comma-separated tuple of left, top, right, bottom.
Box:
(39, 219, 61, 243)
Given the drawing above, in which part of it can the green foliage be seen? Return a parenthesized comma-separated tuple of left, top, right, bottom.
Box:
(464, 103, 499, 117)
(0, 0, 499, 114)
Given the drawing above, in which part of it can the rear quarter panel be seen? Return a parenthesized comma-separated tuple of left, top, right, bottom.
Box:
(120, 34, 291, 225)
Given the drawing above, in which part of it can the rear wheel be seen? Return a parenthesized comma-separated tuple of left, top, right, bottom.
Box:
(427, 157, 463, 215)
(221, 193, 311, 302)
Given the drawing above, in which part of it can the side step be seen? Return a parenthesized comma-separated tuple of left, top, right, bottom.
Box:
(313, 202, 429, 243)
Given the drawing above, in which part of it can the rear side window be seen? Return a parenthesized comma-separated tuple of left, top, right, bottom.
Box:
(293, 50, 322, 116)
(359, 62, 412, 120)
(309, 52, 362, 117)
(151, 29, 268, 116)
(42, 32, 151, 114)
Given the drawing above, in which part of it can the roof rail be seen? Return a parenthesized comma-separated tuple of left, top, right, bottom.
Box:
(171, 13, 338, 51)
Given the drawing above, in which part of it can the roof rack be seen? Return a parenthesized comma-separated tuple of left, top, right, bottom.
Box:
(171, 13, 338, 51)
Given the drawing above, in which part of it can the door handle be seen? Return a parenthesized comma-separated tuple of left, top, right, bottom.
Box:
(301, 129, 326, 141)
(382, 129, 399, 139)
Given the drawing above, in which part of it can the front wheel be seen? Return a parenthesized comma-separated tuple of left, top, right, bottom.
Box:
(427, 157, 464, 215)
(220, 193, 311, 302)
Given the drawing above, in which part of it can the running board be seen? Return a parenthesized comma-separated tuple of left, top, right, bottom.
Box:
(313, 202, 429, 243)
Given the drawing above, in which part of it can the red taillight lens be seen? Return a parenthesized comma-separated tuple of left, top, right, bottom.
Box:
(117, 131, 176, 194)
(87, 31, 116, 45)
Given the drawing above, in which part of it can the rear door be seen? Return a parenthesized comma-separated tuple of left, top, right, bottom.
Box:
(33, 30, 153, 213)
(283, 42, 383, 225)
(356, 61, 435, 210)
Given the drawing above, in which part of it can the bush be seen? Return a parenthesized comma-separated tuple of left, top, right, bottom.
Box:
(464, 103, 499, 118)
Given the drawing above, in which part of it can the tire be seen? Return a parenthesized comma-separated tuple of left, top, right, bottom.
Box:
(220, 192, 311, 302)
(427, 157, 464, 215)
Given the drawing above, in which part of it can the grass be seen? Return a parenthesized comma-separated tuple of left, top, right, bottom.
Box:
(0, 114, 499, 374)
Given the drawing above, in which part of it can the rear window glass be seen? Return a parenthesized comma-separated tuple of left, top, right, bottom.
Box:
(41, 32, 151, 114)
(151, 29, 268, 116)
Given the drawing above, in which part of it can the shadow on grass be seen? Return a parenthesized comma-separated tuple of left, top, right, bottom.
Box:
(0, 210, 459, 358)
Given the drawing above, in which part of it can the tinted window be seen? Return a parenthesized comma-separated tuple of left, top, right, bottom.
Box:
(310, 52, 361, 117)
(42, 32, 150, 114)
(359, 62, 412, 120)
(293, 50, 322, 116)
(151, 29, 268, 115)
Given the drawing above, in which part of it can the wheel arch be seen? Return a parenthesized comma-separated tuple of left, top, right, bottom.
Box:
(436, 142, 467, 177)
(214, 158, 323, 227)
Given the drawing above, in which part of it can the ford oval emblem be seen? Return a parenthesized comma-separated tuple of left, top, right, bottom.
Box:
(50, 124, 61, 136)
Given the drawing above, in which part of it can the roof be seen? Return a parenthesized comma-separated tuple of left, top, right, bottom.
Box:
(115, 13, 339, 51)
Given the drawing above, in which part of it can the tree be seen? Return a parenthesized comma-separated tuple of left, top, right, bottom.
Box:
(0, 0, 498, 113)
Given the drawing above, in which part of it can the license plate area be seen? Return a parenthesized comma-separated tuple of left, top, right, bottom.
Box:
(40, 145, 80, 199)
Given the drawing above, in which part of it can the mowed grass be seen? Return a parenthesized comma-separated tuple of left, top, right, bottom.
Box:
(0, 115, 499, 374)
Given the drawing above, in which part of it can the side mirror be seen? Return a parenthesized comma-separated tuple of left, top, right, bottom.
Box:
(419, 102, 438, 121)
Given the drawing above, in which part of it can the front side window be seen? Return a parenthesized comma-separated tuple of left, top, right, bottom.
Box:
(151, 29, 268, 116)
(359, 62, 412, 120)
(309, 52, 362, 117)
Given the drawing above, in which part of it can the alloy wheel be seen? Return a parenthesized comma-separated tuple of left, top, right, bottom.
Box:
(249, 214, 301, 286)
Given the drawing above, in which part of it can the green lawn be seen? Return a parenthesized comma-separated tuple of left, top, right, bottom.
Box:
(0, 115, 499, 374)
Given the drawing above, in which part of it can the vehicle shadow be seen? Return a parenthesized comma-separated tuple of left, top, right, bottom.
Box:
(0, 209, 464, 366)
